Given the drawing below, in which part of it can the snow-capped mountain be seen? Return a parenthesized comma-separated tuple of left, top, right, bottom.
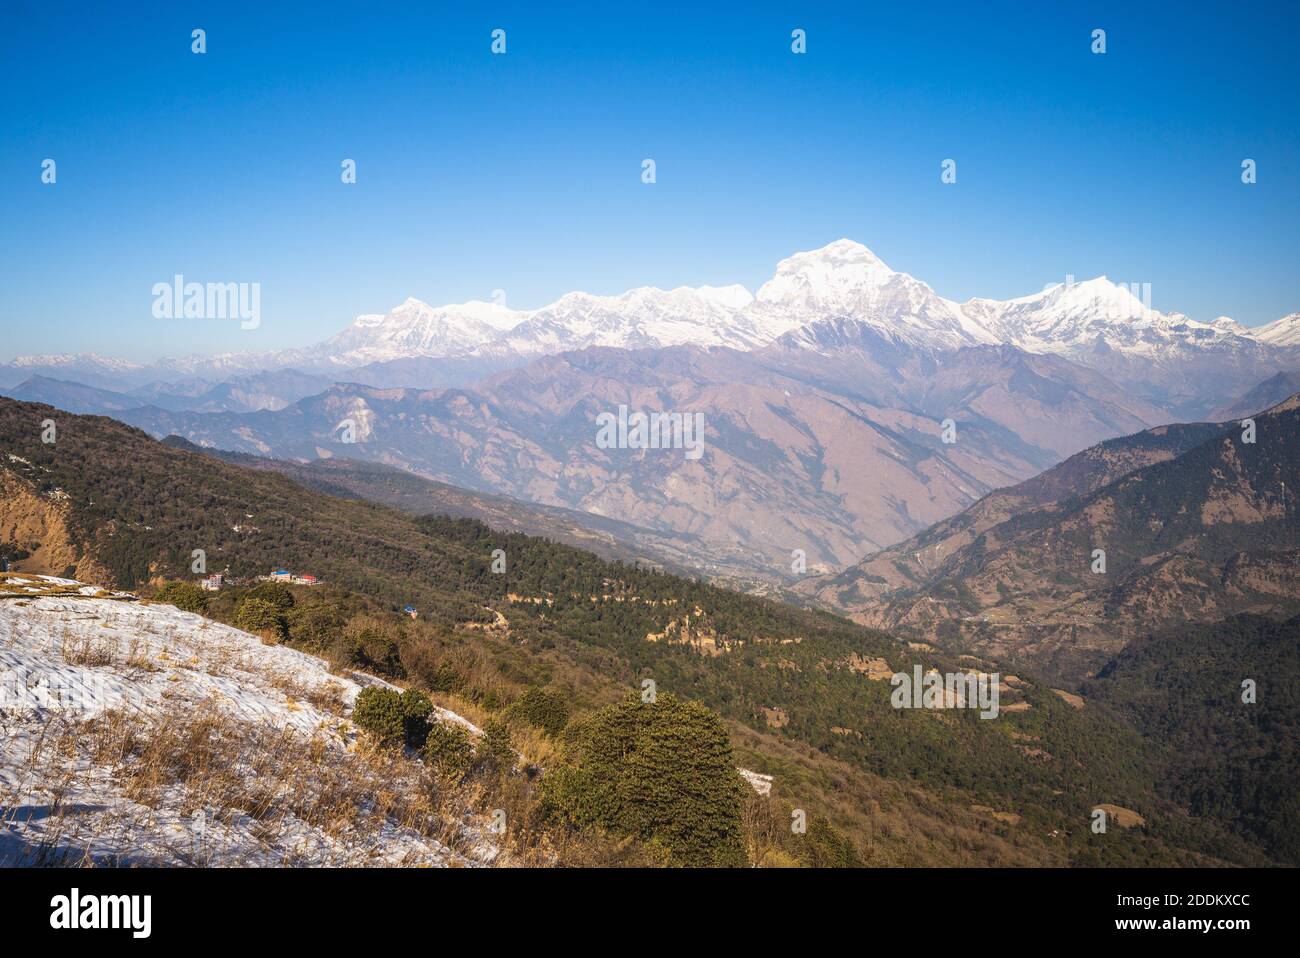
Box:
(4, 239, 1293, 413)
(749, 239, 997, 349)
(756, 243, 1280, 372)
(749, 242, 1294, 381)
(0, 353, 150, 391)
(244, 284, 769, 374)
(755, 243, 1290, 414)
(310, 297, 519, 368)
(1253, 312, 1300, 348)
(478, 284, 771, 359)
(953, 276, 1285, 413)
(961, 276, 1249, 359)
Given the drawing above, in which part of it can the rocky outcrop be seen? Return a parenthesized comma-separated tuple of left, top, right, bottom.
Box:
(0, 467, 109, 584)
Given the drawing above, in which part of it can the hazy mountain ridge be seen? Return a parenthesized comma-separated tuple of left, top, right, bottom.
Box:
(1, 370, 335, 416)
(799, 419, 1234, 610)
(1210, 370, 1300, 421)
(111, 338, 1168, 578)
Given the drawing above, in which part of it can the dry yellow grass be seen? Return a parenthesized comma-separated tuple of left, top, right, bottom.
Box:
(1, 698, 488, 865)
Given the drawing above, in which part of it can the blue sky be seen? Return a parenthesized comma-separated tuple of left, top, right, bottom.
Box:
(2, 0, 1297, 361)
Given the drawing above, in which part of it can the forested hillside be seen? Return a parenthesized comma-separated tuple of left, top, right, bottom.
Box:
(1084, 615, 1300, 865)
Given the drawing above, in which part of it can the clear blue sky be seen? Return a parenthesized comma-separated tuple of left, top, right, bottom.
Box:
(2, 0, 1297, 361)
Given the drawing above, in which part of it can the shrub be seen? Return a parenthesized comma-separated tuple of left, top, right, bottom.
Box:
(476, 718, 514, 772)
(423, 721, 474, 778)
(235, 597, 286, 638)
(352, 686, 405, 746)
(399, 689, 433, 749)
(287, 601, 346, 651)
(541, 692, 746, 867)
(426, 664, 464, 693)
(506, 686, 569, 737)
(155, 580, 209, 614)
(338, 616, 403, 677)
(794, 816, 863, 868)
(247, 582, 295, 611)
(399, 644, 464, 693)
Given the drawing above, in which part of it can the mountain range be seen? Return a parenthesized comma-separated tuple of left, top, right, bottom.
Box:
(5, 240, 1297, 411)
(106, 341, 1168, 580)
(3, 240, 1296, 589)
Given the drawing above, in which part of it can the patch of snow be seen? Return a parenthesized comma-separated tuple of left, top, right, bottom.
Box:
(0, 576, 494, 867)
(738, 767, 773, 797)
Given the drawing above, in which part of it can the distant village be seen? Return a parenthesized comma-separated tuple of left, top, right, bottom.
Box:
(198, 568, 321, 592)
(197, 567, 419, 620)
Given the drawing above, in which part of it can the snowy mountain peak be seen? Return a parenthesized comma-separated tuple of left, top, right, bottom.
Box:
(491, 282, 772, 354)
(804, 237, 893, 268)
(547, 283, 753, 311)
(313, 298, 522, 367)
(352, 297, 520, 331)
(1210, 315, 1250, 335)
(756, 239, 895, 307)
(693, 283, 755, 310)
(1042, 276, 1152, 318)
(11, 353, 144, 370)
(753, 239, 998, 348)
(1254, 311, 1300, 347)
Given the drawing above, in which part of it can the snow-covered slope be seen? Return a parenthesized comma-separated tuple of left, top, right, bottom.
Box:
(309, 297, 521, 368)
(481, 284, 769, 358)
(961, 277, 1253, 360)
(1253, 312, 1300, 347)
(749, 239, 997, 349)
(0, 575, 493, 867)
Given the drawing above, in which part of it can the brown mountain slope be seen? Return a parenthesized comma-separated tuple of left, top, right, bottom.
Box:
(160, 438, 784, 590)
(0, 468, 109, 582)
(798, 418, 1230, 611)
(1209, 369, 1300, 421)
(801, 395, 1300, 684)
(115, 338, 1163, 580)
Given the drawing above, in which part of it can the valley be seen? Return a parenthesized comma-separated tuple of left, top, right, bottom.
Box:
(804, 394, 1300, 684)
